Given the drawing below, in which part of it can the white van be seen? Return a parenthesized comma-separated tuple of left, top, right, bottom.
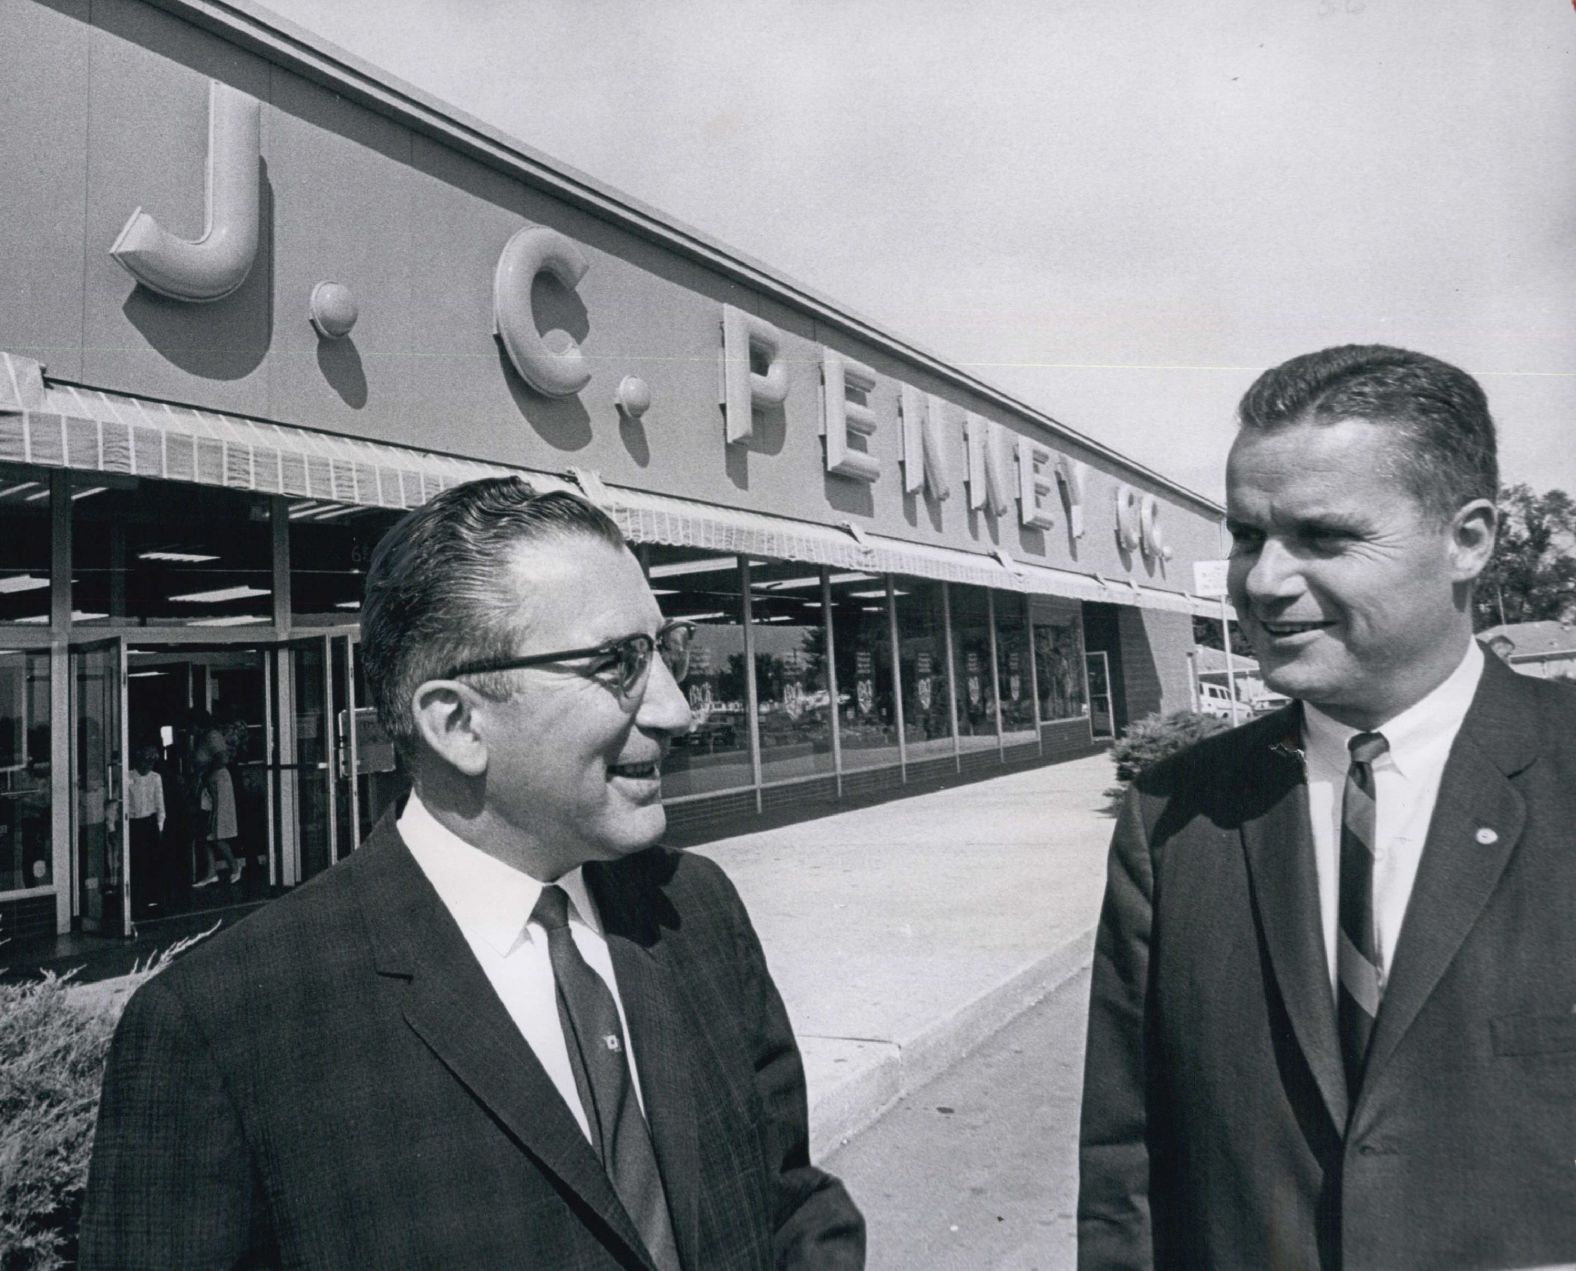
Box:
(1197, 682, 1238, 719)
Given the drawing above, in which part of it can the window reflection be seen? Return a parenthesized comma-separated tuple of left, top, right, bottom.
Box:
(289, 502, 404, 625)
(648, 548, 753, 798)
(748, 562, 834, 785)
(995, 592, 1037, 743)
(0, 465, 54, 626)
(828, 572, 898, 772)
(1032, 599, 1088, 723)
(950, 585, 999, 752)
(0, 649, 50, 890)
(73, 478, 271, 627)
(895, 578, 954, 761)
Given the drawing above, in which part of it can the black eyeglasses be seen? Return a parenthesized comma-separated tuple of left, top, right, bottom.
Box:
(444, 620, 695, 697)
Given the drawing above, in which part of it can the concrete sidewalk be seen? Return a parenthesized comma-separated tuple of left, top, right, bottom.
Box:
(694, 752, 1120, 1157)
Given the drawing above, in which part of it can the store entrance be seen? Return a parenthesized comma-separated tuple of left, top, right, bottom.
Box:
(68, 633, 401, 939)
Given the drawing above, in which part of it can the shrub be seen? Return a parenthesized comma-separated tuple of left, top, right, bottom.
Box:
(1110, 710, 1232, 783)
(1, 935, 207, 1270)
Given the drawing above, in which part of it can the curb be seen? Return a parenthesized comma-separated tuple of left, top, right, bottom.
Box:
(806, 923, 1097, 1157)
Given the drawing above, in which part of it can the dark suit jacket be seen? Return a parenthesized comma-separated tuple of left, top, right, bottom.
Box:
(1078, 654, 1576, 1271)
(80, 816, 864, 1269)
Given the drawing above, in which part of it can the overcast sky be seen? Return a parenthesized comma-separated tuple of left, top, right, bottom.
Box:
(260, 0, 1575, 505)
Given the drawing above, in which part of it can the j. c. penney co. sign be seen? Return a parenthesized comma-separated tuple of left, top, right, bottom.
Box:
(106, 79, 1173, 565)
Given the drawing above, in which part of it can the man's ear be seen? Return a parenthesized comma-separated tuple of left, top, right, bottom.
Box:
(1448, 497, 1498, 584)
(411, 681, 488, 778)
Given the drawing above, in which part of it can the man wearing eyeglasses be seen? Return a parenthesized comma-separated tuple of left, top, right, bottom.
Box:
(82, 477, 865, 1270)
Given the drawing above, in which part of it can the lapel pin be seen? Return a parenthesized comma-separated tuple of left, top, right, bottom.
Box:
(1475, 827, 1498, 846)
(604, 1034, 622, 1053)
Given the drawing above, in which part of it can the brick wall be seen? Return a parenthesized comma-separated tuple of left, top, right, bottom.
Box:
(0, 894, 56, 945)
(1121, 607, 1196, 719)
(1086, 602, 1197, 730)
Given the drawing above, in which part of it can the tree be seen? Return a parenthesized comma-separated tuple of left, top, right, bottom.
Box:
(1192, 613, 1254, 657)
(1474, 483, 1576, 631)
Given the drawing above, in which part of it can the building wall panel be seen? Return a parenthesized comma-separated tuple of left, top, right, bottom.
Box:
(80, 0, 273, 416)
(4, 0, 1223, 596)
(264, 70, 416, 437)
(0, 0, 91, 383)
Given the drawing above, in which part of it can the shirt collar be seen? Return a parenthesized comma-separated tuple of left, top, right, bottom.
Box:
(397, 790, 601, 957)
(1303, 638, 1484, 779)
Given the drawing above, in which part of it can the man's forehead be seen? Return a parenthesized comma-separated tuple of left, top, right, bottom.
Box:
(1227, 419, 1403, 507)
(502, 535, 657, 630)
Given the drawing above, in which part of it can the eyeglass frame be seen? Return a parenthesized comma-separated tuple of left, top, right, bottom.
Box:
(441, 619, 696, 697)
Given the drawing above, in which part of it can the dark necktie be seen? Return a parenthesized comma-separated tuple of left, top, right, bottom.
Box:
(531, 885, 682, 1271)
(1338, 730, 1389, 1096)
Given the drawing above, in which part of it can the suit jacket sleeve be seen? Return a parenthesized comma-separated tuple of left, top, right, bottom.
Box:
(79, 975, 271, 1269)
(1077, 783, 1159, 1271)
(724, 878, 866, 1270)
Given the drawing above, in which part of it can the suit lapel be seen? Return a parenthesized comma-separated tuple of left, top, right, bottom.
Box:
(1361, 657, 1536, 1093)
(588, 859, 702, 1271)
(1238, 709, 1348, 1132)
(351, 818, 657, 1271)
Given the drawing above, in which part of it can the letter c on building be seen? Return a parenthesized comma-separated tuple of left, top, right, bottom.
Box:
(1140, 494, 1169, 560)
(1114, 484, 1143, 552)
(493, 225, 592, 398)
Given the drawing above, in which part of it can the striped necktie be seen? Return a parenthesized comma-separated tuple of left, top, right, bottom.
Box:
(532, 885, 682, 1271)
(1338, 730, 1389, 1097)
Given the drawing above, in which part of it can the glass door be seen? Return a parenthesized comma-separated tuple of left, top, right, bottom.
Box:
(71, 638, 129, 936)
(329, 633, 358, 861)
(339, 635, 404, 842)
(272, 633, 359, 887)
(1086, 650, 1116, 741)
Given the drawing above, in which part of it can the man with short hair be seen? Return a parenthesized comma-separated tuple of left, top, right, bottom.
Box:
(82, 477, 865, 1269)
(1078, 346, 1576, 1270)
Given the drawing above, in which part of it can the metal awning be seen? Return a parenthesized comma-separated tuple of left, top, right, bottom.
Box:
(0, 353, 532, 510)
(0, 352, 1221, 616)
(595, 482, 1214, 616)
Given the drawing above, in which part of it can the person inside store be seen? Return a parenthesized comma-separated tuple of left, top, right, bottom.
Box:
(126, 742, 166, 918)
(80, 476, 865, 1270)
(191, 725, 240, 889)
(1078, 344, 1576, 1270)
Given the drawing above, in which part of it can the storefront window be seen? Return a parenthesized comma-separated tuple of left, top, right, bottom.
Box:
(0, 465, 54, 626)
(995, 591, 1037, 744)
(1032, 598, 1088, 722)
(289, 502, 405, 625)
(748, 561, 834, 786)
(828, 572, 898, 772)
(0, 648, 51, 890)
(648, 548, 753, 798)
(950, 585, 999, 752)
(73, 478, 272, 627)
(894, 578, 954, 761)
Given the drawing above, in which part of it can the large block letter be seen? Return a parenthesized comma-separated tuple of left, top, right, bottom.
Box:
(1114, 483, 1143, 551)
(1056, 455, 1088, 539)
(493, 226, 592, 398)
(110, 80, 260, 302)
(965, 414, 1012, 518)
(1016, 439, 1057, 530)
(821, 352, 880, 482)
(720, 305, 789, 443)
(900, 386, 952, 501)
(1140, 493, 1171, 560)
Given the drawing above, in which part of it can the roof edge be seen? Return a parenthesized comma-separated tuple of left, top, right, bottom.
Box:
(141, 0, 1224, 517)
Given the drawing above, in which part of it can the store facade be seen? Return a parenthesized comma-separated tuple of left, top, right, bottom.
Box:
(1, 0, 1225, 944)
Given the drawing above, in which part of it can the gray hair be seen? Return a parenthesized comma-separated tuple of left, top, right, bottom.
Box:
(359, 477, 627, 765)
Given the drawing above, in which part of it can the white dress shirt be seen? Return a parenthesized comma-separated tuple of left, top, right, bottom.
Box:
(127, 768, 165, 828)
(398, 792, 648, 1143)
(1302, 639, 1484, 1001)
